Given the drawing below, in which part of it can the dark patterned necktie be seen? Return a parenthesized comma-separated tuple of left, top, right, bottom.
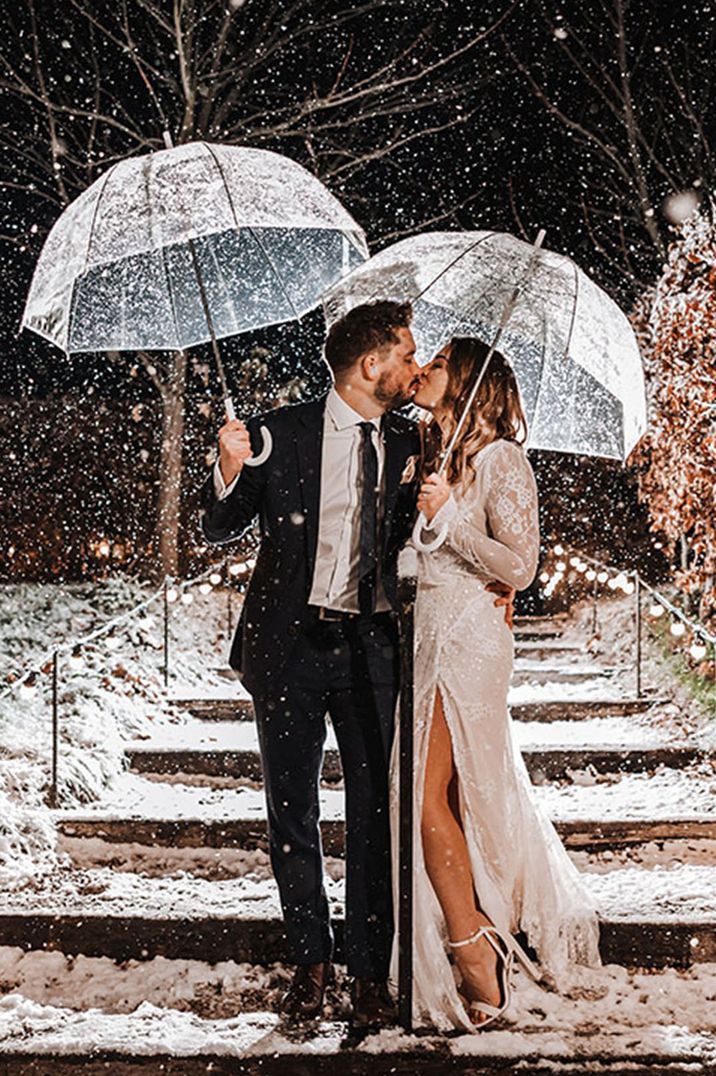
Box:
(358, 421, 379, 615)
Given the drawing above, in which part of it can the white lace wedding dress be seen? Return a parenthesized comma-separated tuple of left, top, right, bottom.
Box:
(388, 437, 602, 1033)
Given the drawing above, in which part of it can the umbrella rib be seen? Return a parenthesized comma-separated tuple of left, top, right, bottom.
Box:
(411, 231, 497, 305)
(199, 141, 301, 322)
(81, 162, 120, 276)
(564, 259, 580, 361)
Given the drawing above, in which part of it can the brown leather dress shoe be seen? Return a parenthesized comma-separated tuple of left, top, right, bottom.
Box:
(278, 961, 333, 1020)
(350, 978, 397, 1027)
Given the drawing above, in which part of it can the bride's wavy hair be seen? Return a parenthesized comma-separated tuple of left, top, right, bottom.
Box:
(420, 337, 527, 490)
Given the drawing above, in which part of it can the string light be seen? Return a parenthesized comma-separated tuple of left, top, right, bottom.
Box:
(166, 587, 178, 603)
(585, 569, 597, 582)
(553, 544, 564, 555)
(246, 557, 257, 571)
(597, 571, 608, 584)
(19, 675, 38, 699)
(539, 572, 550, 584)
(105, 632, 121, 650)
(137, 615, 154, 630)
(555, 560, 566, 572)
(68, 646, 84, 671)
(209, 572, 222, 586)
(180, 591, 194, 605)
(228, 563, 242, 577)
(690, 640, 707, 661)
(199, 582, 213, 595)
(670, 621, 686, 637)
(569, 556, 580, 568)
(649, 602, 665, 618)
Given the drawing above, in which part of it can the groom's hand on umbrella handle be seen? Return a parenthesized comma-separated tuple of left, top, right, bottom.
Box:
(218, 418, 253, 485)
(486, 580, 516, 631)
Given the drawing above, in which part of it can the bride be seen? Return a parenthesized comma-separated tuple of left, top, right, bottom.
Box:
(389, 336, 601, 1032)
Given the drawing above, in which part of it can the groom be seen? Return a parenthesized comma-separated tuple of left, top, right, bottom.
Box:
(200, 301, 514, 1026)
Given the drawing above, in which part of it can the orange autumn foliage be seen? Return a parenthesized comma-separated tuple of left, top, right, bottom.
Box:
(631, 209, 716, 625)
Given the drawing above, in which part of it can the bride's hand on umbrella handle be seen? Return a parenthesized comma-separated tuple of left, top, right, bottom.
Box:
(412, 473, 450, 553)
(222, 397, 272, 468)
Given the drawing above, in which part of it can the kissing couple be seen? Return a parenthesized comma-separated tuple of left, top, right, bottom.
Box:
(200, 300, 601, 1034)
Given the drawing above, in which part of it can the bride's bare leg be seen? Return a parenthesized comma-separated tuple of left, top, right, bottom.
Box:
(421, 688, 501, 1022)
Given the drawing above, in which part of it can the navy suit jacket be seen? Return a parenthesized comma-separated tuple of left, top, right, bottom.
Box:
(200, 393, 420, 698)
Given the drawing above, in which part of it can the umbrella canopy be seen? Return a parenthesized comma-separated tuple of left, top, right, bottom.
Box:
(323, 230, 647, 462)
(22, 141, 368, 355)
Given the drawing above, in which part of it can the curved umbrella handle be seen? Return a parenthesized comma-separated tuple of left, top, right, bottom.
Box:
(223, 396, 273, 467)
(243, 425, 273, 467)
(412, 509, 448, 553)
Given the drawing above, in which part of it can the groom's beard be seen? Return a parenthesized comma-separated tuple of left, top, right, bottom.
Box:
(375, 373, 418, 411)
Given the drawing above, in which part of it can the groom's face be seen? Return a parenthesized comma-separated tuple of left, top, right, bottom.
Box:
(372, 327, 420, 410)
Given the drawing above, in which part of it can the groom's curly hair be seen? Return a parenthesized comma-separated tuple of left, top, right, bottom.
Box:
(324, 300, 413, 376)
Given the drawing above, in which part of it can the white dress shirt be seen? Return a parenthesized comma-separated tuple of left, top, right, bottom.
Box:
(213, 387, 390, 613)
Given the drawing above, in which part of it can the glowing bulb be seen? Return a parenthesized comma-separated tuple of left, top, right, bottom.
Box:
(246, 557, 257, 570)
(19, 678, 37, 698)
(556, 560, 566, 572)
(181, 591, 194, 605)
(199, 582, 212, 595)
(228, 563, 241, 576)
(597, 571, 608, 584)
(97, 539, 111, 558)
(569, 556, 580, 568)
(137, 615, 154, 630)
(649, 603, 665, 618)
(576, 562, 588, 573)
(105, 633, 120, 650)
(614, 573, 628, 590)
(553, 544, 564, 555)
(585, 569, 596, 582)
(539, 572, 550, 584)
(166, 587, 178, 603)
(209, 572, 222, 586)
(623, 581, 635, 595)
(690, 641, 707, 660)
(670, 621, 686, 637)
(68, 648, 84, 671)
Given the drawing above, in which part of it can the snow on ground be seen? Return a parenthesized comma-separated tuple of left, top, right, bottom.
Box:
(129, 712, 689, 752)
(0, 580, 232, 888)
(55, 765, 716, 827)
(5, 857, 716, 923)
(1, 961, 716, 1061)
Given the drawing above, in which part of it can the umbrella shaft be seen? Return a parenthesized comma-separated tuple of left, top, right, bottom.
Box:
(437, 229, 546, 476)
(187, 236, 231, 400)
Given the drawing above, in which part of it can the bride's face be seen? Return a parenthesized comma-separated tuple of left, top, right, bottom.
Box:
(413, 345, 451, 412)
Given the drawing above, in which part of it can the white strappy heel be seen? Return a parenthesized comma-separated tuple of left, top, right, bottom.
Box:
(447, 925, 540, 1029)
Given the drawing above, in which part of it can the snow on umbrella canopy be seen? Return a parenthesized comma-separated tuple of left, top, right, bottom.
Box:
(323, 230, 647, 462)
(22, 141, 368, 354)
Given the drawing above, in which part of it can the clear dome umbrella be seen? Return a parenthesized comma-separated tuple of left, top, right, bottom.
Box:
(22, 140, 368, 465)
(323, 229, 647, 547)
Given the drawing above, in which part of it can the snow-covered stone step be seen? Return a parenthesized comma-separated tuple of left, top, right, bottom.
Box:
(514, 625, 563, 640)
(129, 712, 685, 755)
(2, 862, 716, 967)
(55, 767, 716, 853)
(2, 981, 715, 1076)
(126, 737, 704, 783)
(171, 695, 664, 723)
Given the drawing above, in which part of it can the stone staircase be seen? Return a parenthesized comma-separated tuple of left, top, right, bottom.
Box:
(2, 613, 716, 1073)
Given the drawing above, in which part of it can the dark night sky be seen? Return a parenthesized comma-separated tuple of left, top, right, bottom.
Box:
(0, 0, 711, 402)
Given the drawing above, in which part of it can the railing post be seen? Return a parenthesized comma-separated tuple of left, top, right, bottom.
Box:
(591, 570, 599, 636)
(635, 573, 642, 699)
(226, 561, 233, 638)
(397, 572, 416, 1032)
(163, 577, 170, 688)
(49, 650, 59, 808)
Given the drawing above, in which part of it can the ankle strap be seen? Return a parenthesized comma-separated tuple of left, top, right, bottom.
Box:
(447, 926, 494, 949)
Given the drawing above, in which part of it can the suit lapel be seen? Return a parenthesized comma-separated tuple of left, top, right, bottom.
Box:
(295, 395, 327, 581)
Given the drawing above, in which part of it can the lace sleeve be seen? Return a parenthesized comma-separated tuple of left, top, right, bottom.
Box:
(436, 441, 540, 590)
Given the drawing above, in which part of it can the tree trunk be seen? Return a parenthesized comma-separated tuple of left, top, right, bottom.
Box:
(155, 351, 188, 581)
